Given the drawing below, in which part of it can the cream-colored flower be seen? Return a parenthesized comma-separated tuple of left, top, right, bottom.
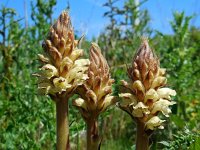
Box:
(59, 57, 73, 73)
(66, 66, 88, 83)
(157, 88, 176, 100)
(100, 95, 114, 112)
(144, 89, 159, 103)
(119, 93, 137, 107)
(53, 77, 71, 93)
(158, 68, 166, 76)
(75, 59, 90, 67)
(40, 64, 58, 79)
(69, 49, 83, 61)
(132, 80, 145, 94)
(132, 102, 150, 117)
(151, 77, 167, 89)
(151, 99, 176, 117)
(38, 54, 49, 63)
(73, 98, 87, 110)
(145, 116, 165, 130)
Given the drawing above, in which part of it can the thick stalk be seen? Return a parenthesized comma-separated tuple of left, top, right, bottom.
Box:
(86, 118, 100, 150)
(56, 99, 69, 150)
(136, 121, 149, 150)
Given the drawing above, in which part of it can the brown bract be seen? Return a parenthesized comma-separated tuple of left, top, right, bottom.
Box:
(74, 43, 115, 120)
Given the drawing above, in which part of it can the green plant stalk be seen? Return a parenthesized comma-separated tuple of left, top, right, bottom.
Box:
(86, 118, 100, 150)
(136, 121, 149, 150)
(56, 98, 69, 150)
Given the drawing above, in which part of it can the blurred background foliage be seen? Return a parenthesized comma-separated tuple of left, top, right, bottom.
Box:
(0, 0, 200, 149)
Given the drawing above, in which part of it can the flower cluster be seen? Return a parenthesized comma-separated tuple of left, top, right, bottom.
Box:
(73, 43, 115, 120)
(119, 38, 176, 130)
(35, 11, 89, 100)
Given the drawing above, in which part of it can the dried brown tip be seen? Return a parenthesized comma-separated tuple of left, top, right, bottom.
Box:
(42, 11, 75, 66)
(128, 38, 159, 84)
(88, 43, 110, 86)
(52, 11, 73, 40)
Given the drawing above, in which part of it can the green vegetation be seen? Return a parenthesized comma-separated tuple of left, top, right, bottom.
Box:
(0, 0, 200, 149)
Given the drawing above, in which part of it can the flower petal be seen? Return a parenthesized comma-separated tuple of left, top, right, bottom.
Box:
(144, 89, 159, 103)
(60, 57, 73, 73)
(157, 88, 176, 100)
(132, 80, 145, 94)
(100, 95, 114, 112)
(119, 93, 137, 107)
(69, 49, 83, 61)
(151, 99, 176, 117)
(53, 77, 71, 93)
(132, 102, 150, 117)
(75, 59, 90, 67)
(151, 77, 167, 89)
(38, 54, 49, 63)
(73, 98, 87, 110)
(145, 116, 165, 130)
(40, 64, 58, 79)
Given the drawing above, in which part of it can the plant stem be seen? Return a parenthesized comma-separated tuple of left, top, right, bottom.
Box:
(56, 98, 69, 150)
(86, 118, 100, 150)
(136, 121, 149, 150)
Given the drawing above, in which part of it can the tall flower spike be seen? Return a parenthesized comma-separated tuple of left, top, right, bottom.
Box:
(118, 38, 176, 150)
(36, 11, 89, 99)
(73, 43, 115, 150)
(34, 11, 89, 150)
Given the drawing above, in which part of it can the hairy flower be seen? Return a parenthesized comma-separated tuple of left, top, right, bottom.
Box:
(34, 11, 89, 100)
(132, 102, 150, 117)
(73, 43, 115, 120)
(119, 38, 176, 130)
(145, 116, 165, 130)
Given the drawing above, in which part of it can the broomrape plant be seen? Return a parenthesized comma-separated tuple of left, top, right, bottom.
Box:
(119, 38, 176, 150)
(73, 43, 116, 150)
(35, 11, 176, 150)
(34, 11, 89, 150)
